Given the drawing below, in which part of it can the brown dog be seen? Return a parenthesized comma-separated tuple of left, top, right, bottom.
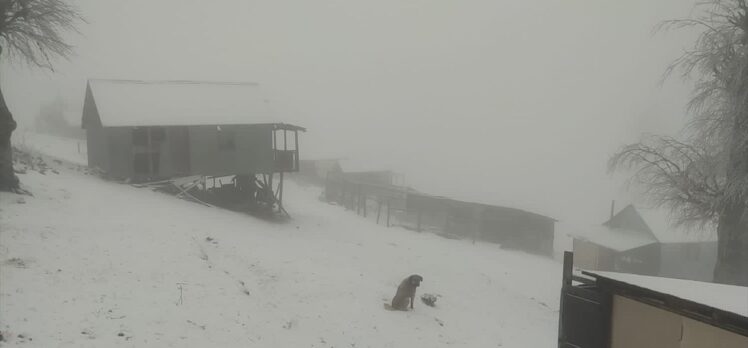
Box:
(388, 274, 423, 311)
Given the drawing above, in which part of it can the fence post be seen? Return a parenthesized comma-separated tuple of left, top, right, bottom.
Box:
(376, 200, 382, 225)
(362, 192, 367, 218)
(386, 200, 391, 228)
(558, 251, 573, 346)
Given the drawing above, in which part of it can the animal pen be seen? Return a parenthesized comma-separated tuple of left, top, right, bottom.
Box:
(324, 174, 556, 256)
(81, 79, 305, 216)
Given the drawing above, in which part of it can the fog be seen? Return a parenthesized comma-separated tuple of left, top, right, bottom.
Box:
(2, 0, 701, 223)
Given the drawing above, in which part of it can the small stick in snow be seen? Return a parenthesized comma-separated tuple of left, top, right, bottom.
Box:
(176, 283, 186, 305)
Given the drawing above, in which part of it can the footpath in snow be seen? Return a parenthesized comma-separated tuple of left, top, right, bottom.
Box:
(0, 134, 561, 347)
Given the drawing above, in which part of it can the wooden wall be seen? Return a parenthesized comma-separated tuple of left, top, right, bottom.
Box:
(86, 124, 277, 179)
(611, 295, 748, 348)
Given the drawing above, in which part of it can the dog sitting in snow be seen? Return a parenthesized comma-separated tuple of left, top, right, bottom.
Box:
(384, 274, 423, 311)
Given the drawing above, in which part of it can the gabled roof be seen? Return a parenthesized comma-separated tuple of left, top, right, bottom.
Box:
(575, 204, 716, 251)
(577, 225, 657, 252)
(82, 79, 298, 129)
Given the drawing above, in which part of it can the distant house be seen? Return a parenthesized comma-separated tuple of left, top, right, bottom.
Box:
(81, 79, 305, 181)
(573, 204, 717, 282)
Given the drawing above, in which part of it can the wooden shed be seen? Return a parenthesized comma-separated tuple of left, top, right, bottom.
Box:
(558, 252, 748, 347)
(81, 79, 304, 180)
(406, 193, 556, 256)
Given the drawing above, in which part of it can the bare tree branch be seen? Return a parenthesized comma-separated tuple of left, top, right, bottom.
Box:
(0, 0, 83, 69)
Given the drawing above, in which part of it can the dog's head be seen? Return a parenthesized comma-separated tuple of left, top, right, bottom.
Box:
(409, 274, 423, 287)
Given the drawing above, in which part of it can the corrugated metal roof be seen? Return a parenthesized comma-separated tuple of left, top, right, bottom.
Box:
(87, 79, 280, 127)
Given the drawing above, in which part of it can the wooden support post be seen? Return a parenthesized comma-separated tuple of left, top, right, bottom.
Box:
(344, 183, 350, 210)
(558, 251, 573, 344)
(362, 193, 367, 218)
(324, 172, 330, 201)
(279, 171, 284, 210)
(355, 185, 360, 215)
(386, 200, 391, 228)
(376, 200, 382, 224)
(561, 251, 573, 287)
(350, 184, 356, 211)
(272, 129, 276, 151)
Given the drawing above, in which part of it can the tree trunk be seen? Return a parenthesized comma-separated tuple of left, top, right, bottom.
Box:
(713, 102, 748, 286)
(0, 82, 19, 191)
(713, 202, 748, 286)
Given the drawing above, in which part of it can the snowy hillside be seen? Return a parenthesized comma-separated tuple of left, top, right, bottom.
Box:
(1, 134, 561, 347)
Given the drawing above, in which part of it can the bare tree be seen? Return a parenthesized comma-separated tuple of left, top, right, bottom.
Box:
(610, 0, 748, 285)
(0, 0, 82, 192)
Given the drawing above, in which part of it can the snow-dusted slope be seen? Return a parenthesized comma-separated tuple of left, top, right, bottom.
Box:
(1, 137, 561, 347)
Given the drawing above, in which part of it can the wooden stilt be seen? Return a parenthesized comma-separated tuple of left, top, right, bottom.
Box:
(278, 172, 284, 211)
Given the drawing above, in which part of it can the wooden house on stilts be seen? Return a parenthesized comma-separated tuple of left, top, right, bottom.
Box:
(81, 79, 305, 215)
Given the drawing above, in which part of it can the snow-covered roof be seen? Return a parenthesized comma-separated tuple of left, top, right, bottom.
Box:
(588, 271, 748, 318)
(575, 225, 657, 252)
(637, 207, 718, 243)
(86, 79, 280, 127)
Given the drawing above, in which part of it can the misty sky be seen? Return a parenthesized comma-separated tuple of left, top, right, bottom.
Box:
(2, 0, 703, 223)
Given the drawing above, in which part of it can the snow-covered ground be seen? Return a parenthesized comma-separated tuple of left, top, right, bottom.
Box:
(1, 134, 561, 347)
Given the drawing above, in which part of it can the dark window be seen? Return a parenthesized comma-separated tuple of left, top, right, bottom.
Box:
(218, 130, 236, 151)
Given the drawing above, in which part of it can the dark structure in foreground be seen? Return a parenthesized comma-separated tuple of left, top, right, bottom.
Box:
(82, 79, 305, 215)
(558, 252, 748, 347)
